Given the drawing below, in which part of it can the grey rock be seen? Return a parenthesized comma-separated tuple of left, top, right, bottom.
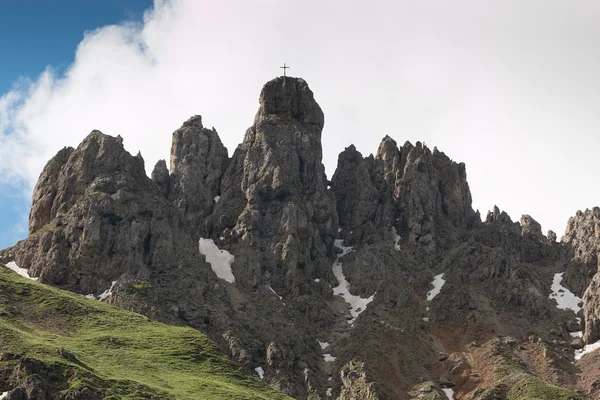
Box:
(151, 159, 170, 198)
(521, 214, 543, 238)
(168, 115, 229, 240)
(570, 337, 585, 350)
(562, 208, 600, 343)
(338, 361, 379, 400)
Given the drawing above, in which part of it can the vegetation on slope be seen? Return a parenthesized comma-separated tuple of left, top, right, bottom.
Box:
(472, 339, 582, 400)
(0, 265, 290, 400)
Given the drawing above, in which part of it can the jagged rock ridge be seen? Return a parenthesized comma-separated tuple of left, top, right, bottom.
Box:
(3, 76, 600, 399)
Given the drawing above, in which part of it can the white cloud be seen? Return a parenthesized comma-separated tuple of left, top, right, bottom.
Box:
(1, 0, 600, 240)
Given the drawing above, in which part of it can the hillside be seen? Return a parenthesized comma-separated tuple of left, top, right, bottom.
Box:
(0, 265, 290, 400)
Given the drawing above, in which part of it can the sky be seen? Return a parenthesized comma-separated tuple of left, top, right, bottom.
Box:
(1, 0, 600, 249)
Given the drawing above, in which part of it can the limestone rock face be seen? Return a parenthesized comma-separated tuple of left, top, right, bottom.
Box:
(330, 145, 384, 240)
(208, 77, 337, 293)
(151, 159, 170, 199)
(563, 208, 600, 343)
(331, 136, 476, 253)
(9, 131, 224, 327)
(28, 146, 74, 234)
(168, 115, 229, 239)
(521, 214, 543, 238)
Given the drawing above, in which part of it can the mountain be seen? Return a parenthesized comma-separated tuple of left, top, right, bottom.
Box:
(2, 76, 600, 399)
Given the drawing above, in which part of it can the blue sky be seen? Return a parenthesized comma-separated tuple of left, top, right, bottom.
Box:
(0, 0, 150, 248)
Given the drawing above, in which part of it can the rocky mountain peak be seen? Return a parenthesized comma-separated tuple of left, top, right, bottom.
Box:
(28, 130, 152, 236)
(520, 214, 543, 237)
(168, 115, 229, 238)
(257, 76, 324, 129)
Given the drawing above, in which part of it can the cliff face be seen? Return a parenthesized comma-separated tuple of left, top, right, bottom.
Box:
(562, 208, 600, 344)
(3, 77, 600, 399)
(330, 136, 477, 254)
(206, 77, 337, 294)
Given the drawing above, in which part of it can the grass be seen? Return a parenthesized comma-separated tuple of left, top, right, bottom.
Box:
(127, 282, 152, 296)
(0, 265, 291, 400)
(473, 339, 582, 400)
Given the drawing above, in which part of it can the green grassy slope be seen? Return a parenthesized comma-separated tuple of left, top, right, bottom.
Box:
(0, 265, 290, 400)
(472, 339, 582, 400)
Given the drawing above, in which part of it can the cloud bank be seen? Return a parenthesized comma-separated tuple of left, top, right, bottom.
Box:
(2, 0, 600, 240)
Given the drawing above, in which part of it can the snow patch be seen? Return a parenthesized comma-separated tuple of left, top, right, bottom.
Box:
(4, 261, 38, 281)
(98, 281, 117, 301)
(314, 278, 320, 283)
(84, 294, 96, 300)
(213, 195, 220, 203)
(423, 317, 429, 322)
(427, 274, 445, 301)
(323, 354, 336, 362)
(318, 340, 330, 349)
(199, 238, 235, 283)
(549, 273, 581, 313)
(392, 227, 401, 251)
(269, 286, 283, 300)
(326, 388, 332, 397)
(442, 387, 454, 400)
(570, 331, 583, 338)
(575, 340, 600, 360)
(0, 392, 8, 399)
(332, 239, 376, 324)
(255, 366, 264, 379)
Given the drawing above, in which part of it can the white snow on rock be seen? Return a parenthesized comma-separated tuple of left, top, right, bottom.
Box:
(326, 388, 332, 397)
(575, 340, 600, 360)
(392, 227, 401, 251)
(255, 366, 265, 379)
(423, 317, 429, 322)
(323, 354, 336, 362)
(4, 261, 38, 281)
(199, 238, 235, 283)
(314, 278, 320, 283)
(214, 195, 220, 203)
(318, 340, 330, 349)
(269, 286, 283, 300)
(442, 387, 455, 400)
(98, 281, 117, 301)
(570, 331, 583, 338)
(427, 274, 445, 301)
(332, 239, 376, 325)
(549, 273, 581, 313)
(84, 294, 96, 300)
(0, 392, 8, 399)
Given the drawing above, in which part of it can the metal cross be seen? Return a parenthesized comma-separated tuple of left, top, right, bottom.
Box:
(280, 63, 290, 76)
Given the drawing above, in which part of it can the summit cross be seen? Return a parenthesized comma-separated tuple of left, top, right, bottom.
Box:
(280, 63, 290, 76)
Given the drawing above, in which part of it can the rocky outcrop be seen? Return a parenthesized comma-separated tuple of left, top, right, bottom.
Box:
(563, 208, 600, 343)
(338, 361, 379, 400)
(8, 131, 227, 329)
(28, 146, 74, 234)
(331, 136, 477, 253)
(168, 115, 229, 239)
(151, 159, 170, 199)
(207, 77, 338, 293)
